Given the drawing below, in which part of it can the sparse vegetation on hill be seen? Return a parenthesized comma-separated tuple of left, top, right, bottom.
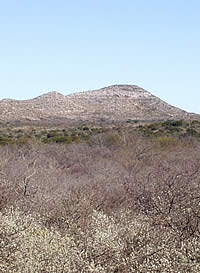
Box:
(0, 120, 200, 272)
(0, 85, 199, 123)
(137, 119, 200, 138)
(0, 119, 200, 147)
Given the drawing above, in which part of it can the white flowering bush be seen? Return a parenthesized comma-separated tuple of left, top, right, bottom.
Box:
(0, 206, 199, 272)
(0, 207, 95, 272)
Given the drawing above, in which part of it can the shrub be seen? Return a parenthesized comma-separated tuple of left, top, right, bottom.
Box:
(43, 135, 73, 144)
(143, 127, 153, 136)
(15, 137, 30, 145)
(170, 120, 183, 127)
(105, 133, 120, 146)
(71, 136, 80, 143)
(191, 120, 200, 126)
(166, 125, 183, 133)
(162, 120, 183, 127)
(1, 204, 200, 272)
(47, 132, 59, 138)
(147, 123, 158, 131)
(153, 136, 180, 148)
(70, 131, 78, 137)
(82, 126, 90, 131)
(81, 133, 89, 141)
(0, 136, 11, 145)
(186, 128, 199, 136)
(0, 124, 200, 271)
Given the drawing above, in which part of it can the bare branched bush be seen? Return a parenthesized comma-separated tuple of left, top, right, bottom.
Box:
(0, 132, 200, 272)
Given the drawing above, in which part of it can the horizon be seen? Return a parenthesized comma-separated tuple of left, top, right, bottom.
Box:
(0, 1, 199, 114)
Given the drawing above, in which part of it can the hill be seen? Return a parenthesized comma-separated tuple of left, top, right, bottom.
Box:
(0, 85, 199, 124)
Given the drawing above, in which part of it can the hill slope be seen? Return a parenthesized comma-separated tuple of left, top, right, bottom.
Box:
(0, 85, 198, 124)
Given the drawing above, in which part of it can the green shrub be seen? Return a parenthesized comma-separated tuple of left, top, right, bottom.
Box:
(70, 131, 78, 137)
(82, 126, 90, 131)
(42, 136, 73, 144)
(41, 130, 48, 135)
(35, 134, 41, 139)
(162, 120, 183, 127)
(71, 136, 80, 143)
(81, 134, 90, 141)
(191, 120, 200, 126)
(106, 133, 120, 145)
(147, 123, 158, 131)
(143, 127, 153, 136)
(47, 132, 59, 138)
(16, 133, 24, 138)
(0, 136, 11, 145)
(170, 120, 183, 127)
(186, 128, 199, 136)
(15, 129, 24, 133)
(165, 125, 183, 133)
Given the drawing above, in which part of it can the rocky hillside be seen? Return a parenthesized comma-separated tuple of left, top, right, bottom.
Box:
(0, 85, 198, 124)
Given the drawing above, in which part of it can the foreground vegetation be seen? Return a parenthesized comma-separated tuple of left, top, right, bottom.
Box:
(0, 120, 200, 272)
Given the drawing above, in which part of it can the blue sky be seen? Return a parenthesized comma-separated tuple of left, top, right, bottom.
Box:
(0, 0, 199, 113)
